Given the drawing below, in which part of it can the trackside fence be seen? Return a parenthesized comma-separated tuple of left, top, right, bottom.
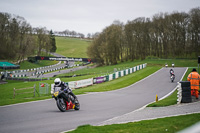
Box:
(7, 77, 48, 81)
(13, 84, 39, 98)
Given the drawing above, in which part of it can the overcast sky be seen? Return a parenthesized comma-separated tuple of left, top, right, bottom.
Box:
(0, 0, 199, 35)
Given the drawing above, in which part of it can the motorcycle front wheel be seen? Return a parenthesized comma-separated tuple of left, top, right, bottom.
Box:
(74, 99, 80, 110)
(56, 98, 66, 112)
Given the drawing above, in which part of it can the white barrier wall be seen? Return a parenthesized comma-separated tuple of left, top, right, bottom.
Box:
(126, 69, 129, 75)
(130, 68, 132, 73)
(109, 74, 113, 81)
(68, 78, 93, 89)
(115, 72, 119, 79)
(121, 70, 124, 77)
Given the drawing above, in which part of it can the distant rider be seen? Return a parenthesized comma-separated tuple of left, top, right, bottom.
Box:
(172, 63, 175, 68)
(54, 78, 78, 103)
(169, 69, 174, 76)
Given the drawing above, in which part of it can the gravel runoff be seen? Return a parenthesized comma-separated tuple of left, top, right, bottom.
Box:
(96, 101, 200, 131)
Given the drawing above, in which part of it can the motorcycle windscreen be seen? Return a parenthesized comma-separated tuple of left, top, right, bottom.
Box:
(54, 87, 61, 92)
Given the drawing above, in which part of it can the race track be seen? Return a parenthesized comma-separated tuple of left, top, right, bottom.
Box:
(0, 67, 187, 133)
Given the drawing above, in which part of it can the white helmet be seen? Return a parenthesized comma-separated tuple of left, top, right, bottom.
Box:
(54, 78, 61, 86)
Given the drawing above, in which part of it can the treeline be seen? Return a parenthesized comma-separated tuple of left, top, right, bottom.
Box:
(0, 12, 56, 63)
(87, 7, 200, 65)
(54, 30, 97, 39)
(54, 30, 85, 38)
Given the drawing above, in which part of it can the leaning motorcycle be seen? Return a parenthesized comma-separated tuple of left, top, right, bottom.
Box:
(170, 74, 175, 82)
(52, 87, 80, 112)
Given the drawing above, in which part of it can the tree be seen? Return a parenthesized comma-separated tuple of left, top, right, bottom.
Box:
(188, 7, 200, 57)
(35, 27, 49, 56)
(49, 30, 57, 52)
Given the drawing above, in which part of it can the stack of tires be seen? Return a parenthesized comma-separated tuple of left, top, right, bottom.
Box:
(180, 81, 192, 103)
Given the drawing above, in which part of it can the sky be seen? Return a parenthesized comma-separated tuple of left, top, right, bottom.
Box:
(0, 0, 199, 36)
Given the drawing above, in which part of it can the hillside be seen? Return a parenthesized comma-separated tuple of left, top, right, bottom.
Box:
(55, 37, 91, 58)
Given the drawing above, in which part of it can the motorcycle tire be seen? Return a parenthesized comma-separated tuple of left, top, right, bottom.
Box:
(56, 98, 66, 112)
(74, 100, 80, 110)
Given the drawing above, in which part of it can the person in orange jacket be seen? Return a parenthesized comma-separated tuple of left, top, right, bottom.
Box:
(187, 68, 200, 99)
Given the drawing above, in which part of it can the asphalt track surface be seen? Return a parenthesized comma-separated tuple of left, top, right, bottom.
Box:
(0, 67, 187, 133)
(40, 65, 88, 78)
(16, 61, 74, 78)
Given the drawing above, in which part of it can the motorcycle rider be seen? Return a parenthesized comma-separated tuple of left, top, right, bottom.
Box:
(169, 69, 174, 76)
(54, 78, 78, 103)
(169, 69, 175, 81)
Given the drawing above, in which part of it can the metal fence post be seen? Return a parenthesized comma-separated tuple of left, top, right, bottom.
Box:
(13, 88, 15, 99)
(34, 84, 35, 97)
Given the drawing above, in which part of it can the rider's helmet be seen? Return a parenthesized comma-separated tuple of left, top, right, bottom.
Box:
(54, 78, 61, 86)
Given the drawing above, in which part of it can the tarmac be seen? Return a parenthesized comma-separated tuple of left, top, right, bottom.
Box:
(0, 80, 7, 84)
(97, 96, 200, 132)
(98, 99, 200, 126)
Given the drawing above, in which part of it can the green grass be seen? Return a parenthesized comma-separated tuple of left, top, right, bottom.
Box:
(56, 59, 197, 78)
(144, 58, 197, 67)
(19, 60, 59, 70)
(73, 66, 159, 95)
(67, 113, 200, 133)
(56, 61, 147, 81)
(0, 80, 53, 106)
(147, 90, 178, 107)
(56, 37, 90, 58)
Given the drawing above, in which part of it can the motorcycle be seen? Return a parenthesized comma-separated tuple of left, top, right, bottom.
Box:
(170, 73, 175, 82)
(52, 87, 80, 112)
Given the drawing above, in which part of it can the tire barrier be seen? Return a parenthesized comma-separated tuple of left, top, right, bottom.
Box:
(177, 82, 182, 104)
(6, 77, 48, 81)
(11, 66, 66, 78)
(31, 66, 65, 76)
(179, 81, 192, 103)
(11, 61, 61, 74)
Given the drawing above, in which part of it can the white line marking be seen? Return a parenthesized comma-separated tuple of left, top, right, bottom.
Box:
(0, 98, 52, 108)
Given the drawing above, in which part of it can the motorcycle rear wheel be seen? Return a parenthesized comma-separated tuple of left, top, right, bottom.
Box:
(56, 98, 66, 112)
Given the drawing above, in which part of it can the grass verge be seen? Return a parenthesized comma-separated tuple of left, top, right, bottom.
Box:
(73, 66, 160, 95)
(67, 113, 200, 133)
(147, 89, 178, 107)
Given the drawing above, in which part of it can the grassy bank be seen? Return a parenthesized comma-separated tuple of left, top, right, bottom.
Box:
(19, 60, 59, 70)
(56, 58, 197, 78)
(73, 66, 159, 95)
(56, 37, 90, 58)
(67, 113, 200, 133)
